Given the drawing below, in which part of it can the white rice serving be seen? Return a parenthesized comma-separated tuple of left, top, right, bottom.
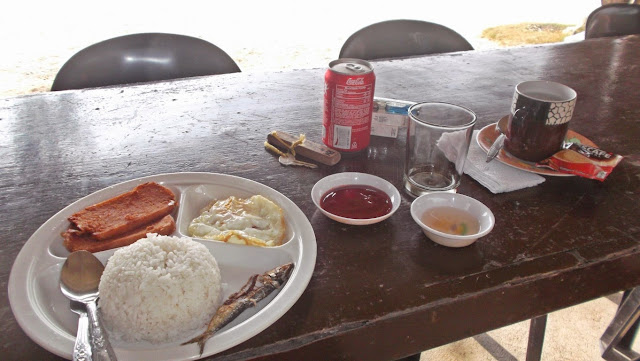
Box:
(98, 233, 222, 343)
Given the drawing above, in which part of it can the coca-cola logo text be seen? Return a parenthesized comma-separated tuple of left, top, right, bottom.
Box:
(346, 77, 364, 85)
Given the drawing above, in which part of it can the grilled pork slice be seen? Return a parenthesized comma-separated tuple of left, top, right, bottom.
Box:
(68, 182, 176, 241)
(63, 214, 176, 253)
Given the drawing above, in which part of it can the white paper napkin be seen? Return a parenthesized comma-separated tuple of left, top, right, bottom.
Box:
(439, 130, 545, 193)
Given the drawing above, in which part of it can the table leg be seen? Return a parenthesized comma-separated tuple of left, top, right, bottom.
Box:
(526, 314, 548, 361)
(618, 290, 640, 353)
(601, 287, 640, 361)
(394, 353, 421, 361)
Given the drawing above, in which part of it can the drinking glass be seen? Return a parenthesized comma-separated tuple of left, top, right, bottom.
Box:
(403, 102, 477, 196)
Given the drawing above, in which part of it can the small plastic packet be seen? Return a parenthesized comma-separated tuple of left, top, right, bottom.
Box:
(536, 142, 623, 181)
(371, 97, 416, 138)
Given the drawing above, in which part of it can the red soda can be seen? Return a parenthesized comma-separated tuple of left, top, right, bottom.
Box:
(322, 59, 376, 153)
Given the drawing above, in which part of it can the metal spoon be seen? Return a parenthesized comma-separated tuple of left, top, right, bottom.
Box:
(60, 250, 117, 361)
(70, 301, 92, 361)
(486, 115, 509, 163)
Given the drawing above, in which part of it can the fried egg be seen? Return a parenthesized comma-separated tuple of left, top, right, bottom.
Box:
(188, 195, 286, 247)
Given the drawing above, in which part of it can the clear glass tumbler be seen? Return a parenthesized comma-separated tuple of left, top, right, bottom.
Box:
(403, 102, 477, 196)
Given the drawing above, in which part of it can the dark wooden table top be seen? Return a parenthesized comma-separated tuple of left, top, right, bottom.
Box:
(2, 35, 640, 361)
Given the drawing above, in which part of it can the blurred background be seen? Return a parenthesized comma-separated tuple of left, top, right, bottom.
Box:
(1, 0, 602, 98)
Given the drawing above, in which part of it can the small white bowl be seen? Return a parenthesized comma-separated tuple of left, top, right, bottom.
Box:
(410, 193, 495, 247)
(311, 172, 401, 225)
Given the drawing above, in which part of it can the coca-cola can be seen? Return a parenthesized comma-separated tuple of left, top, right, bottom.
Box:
(322, 58, 376, 153)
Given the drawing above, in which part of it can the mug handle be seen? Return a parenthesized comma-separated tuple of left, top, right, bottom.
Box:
(510, 107, 530, 139)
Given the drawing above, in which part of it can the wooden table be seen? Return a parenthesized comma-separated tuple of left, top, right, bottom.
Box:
(2, 35, 640, 361)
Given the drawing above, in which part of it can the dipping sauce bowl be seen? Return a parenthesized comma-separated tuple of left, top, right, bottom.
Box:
(410, 193, 494, 247)
(311, 172, 401, 225)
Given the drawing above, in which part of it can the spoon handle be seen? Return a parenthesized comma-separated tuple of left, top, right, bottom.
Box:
(86, 300, 118, 361)
(486, 133, 505, 163)
(73, 311, 92, 361)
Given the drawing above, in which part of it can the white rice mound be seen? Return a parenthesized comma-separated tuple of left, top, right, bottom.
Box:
(98, 233, 222, 343)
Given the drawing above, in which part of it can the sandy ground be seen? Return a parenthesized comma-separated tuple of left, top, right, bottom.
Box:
(5, 1, 634, 360)
(1, 0, 600, 98)
(421, 295, 628, 361)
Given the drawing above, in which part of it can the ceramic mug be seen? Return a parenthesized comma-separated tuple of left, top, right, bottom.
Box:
(504, 80, 577, 162)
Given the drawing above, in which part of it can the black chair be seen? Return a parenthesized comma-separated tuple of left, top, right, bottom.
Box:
(585, 3, 640, 39)
(51, 33, 241, 91)
(339, 20, 473, 60)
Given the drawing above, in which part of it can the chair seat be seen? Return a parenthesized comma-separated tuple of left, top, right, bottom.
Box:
(51, 33, 241, 91)
(339, 20, 473, 61)
(585, 4, 640, 39)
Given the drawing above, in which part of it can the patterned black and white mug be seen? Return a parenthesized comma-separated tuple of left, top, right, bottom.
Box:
(504, 80, 577, 162)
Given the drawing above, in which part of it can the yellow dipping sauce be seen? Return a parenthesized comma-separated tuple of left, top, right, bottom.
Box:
(421, 206, 480, 235)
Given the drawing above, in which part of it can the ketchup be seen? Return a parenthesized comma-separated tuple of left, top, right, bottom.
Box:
(320, 185, 392, 219)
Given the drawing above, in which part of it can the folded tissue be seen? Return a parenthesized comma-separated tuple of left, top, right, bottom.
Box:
(438, 130, 545, 193)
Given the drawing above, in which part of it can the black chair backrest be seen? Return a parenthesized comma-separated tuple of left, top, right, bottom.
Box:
(51, 33, 241, 91)
(585, 4, 640, 39)
(339, 20, 474, 60)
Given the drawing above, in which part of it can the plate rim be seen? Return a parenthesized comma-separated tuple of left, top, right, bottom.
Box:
(8, 172, 317, 360)
(477, 118, 598, 177)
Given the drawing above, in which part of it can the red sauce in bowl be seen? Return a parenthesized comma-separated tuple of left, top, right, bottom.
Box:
(320, 185, 392, 219)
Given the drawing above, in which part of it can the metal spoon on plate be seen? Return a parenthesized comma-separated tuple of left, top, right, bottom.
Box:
(60, 250, 117, 361)
(70, 300, 91, 361)
(485, 115, 509, 163)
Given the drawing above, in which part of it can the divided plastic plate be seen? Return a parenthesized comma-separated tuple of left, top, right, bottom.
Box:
(8, 172, 316, 360)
